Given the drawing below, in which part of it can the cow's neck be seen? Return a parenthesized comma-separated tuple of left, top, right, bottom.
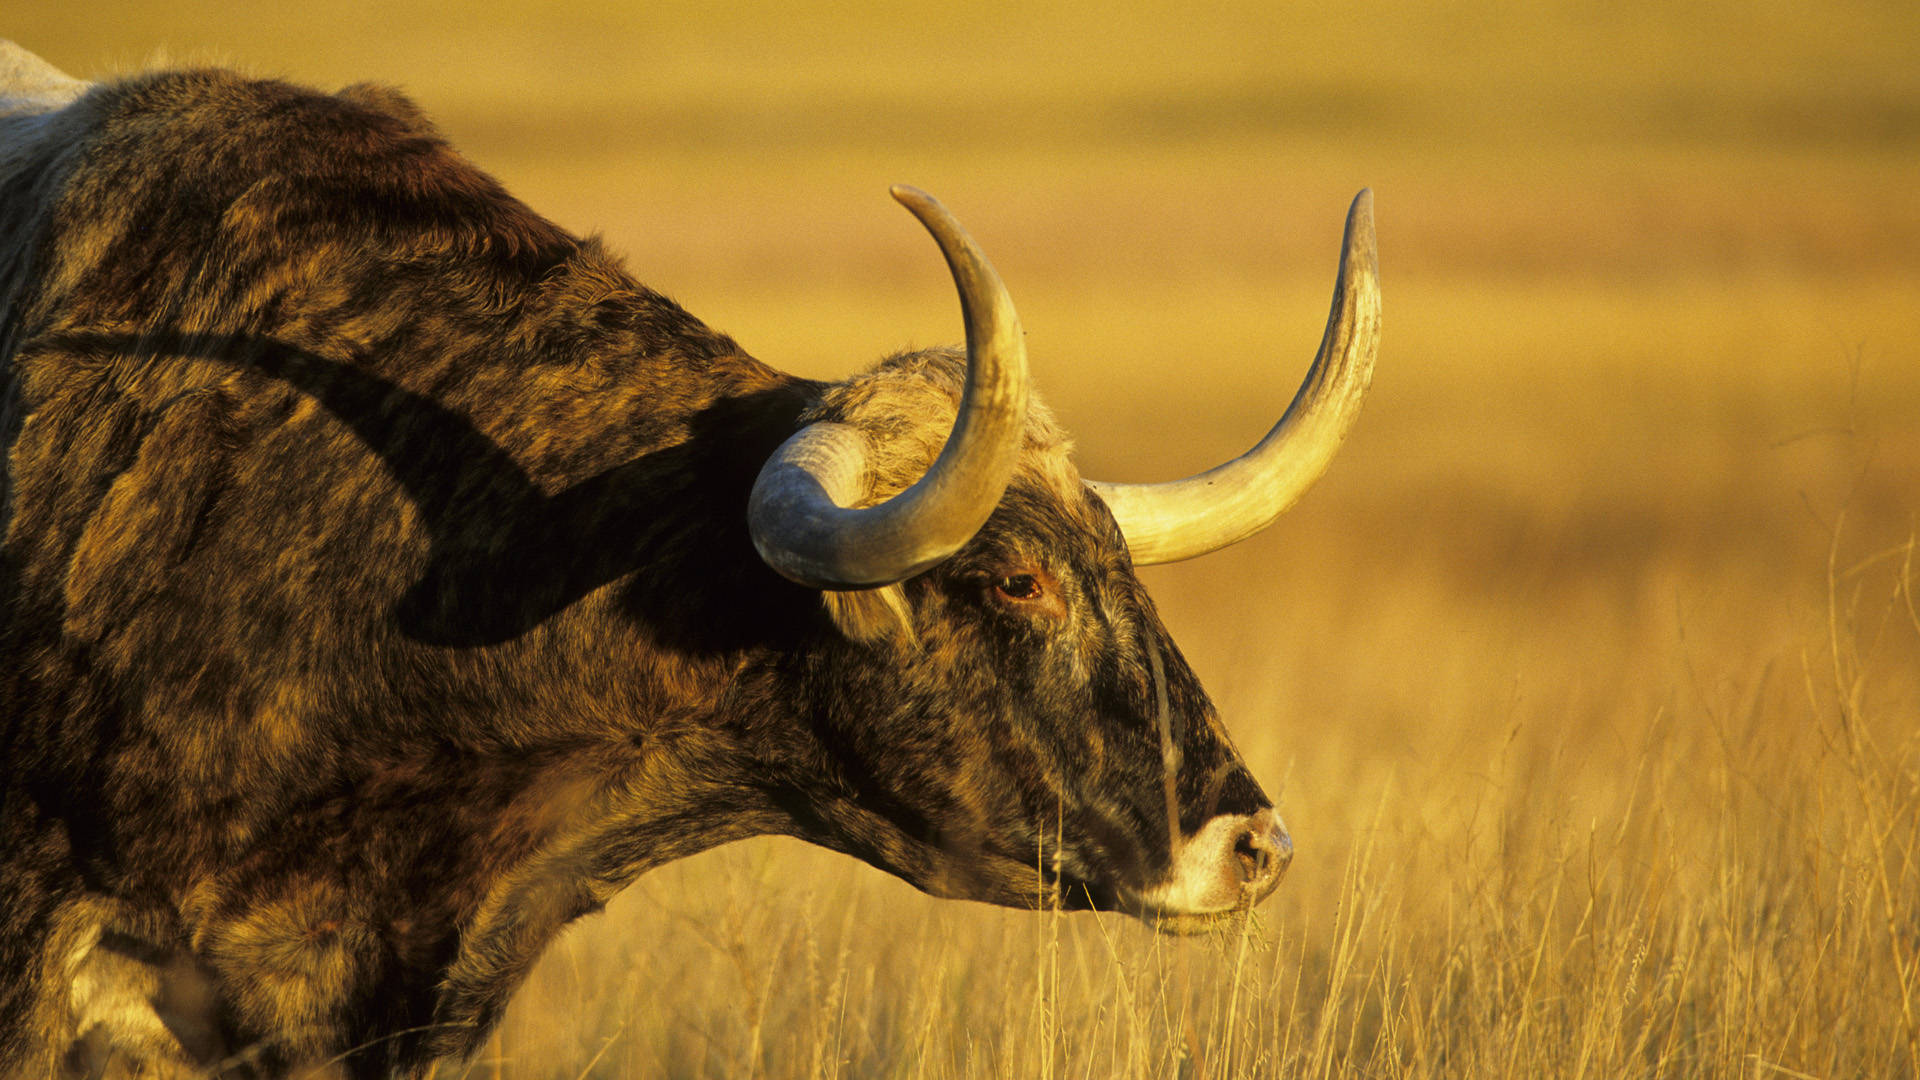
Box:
(417, 705, 792, 1059)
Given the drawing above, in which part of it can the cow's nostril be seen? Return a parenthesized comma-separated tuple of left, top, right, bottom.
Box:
(1233, 829, 1269, 881)
(1235, 811, 1292, 899)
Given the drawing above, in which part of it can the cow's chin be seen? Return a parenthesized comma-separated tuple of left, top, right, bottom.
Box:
(1128, 901, 1263, 936)
(1052, 876, 1262, 936)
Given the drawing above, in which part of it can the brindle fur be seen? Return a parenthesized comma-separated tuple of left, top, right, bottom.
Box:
(0, 61, 1267, 1078)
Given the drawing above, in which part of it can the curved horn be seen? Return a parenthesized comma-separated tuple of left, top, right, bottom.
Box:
(748, 186, 1030, 589)
(1087, 189, 1380, 566)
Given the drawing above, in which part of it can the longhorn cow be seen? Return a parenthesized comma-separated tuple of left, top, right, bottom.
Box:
(0, 43, 1379, 1079)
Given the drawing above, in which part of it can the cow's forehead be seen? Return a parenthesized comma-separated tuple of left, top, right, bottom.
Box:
(812, 347, 1088, 514)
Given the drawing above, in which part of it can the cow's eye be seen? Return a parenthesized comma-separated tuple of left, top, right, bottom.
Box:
(984, 568, 1065, 619)
(995, 573, 1043, 601)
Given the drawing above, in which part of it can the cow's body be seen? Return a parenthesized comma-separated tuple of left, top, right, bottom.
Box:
(0, 45, 1376, 1079)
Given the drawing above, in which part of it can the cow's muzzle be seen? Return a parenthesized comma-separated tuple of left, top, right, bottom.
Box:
(1128, 807, 1292, 933)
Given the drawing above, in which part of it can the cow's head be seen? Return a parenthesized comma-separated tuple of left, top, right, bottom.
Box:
(747, 188, 1378, 930)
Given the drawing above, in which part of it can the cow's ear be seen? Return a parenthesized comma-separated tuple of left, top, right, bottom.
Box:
(822, 586, 913, 645)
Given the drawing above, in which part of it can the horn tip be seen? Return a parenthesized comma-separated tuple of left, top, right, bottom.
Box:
(890, 183, 935, 209)
(1343, 188, 1379, 276)
(1346, 188, 1375, 235)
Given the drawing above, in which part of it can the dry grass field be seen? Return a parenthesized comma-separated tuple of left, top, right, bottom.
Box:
(15, 0, 1920, 1075)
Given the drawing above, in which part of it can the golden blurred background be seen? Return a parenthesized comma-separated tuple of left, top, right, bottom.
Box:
(12, 1, 1919, 1075)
